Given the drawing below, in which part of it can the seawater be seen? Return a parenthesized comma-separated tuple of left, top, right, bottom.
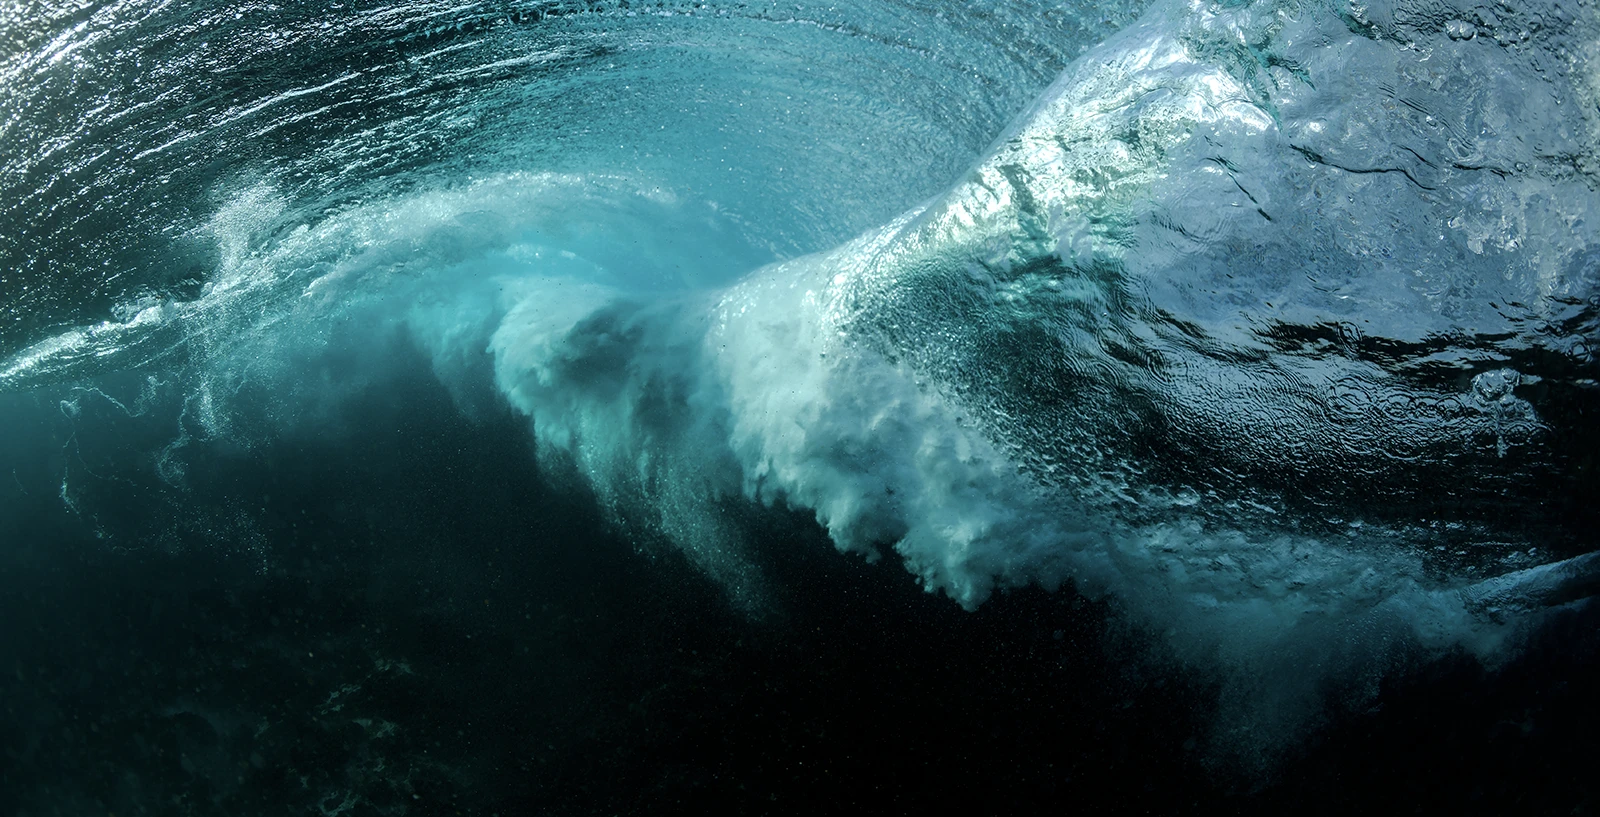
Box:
(2, 0, 1598, 813)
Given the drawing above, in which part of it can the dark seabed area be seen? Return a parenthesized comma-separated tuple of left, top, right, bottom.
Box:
(2, 354, 1597, 815)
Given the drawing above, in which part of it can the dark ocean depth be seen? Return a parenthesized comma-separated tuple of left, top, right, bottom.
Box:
(5, 362, 1598, 814)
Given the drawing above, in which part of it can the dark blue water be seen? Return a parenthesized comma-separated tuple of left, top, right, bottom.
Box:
(3, 0, 1598, 813)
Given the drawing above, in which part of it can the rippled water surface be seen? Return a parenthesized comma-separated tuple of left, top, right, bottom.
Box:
(2, 0, 1598, 813)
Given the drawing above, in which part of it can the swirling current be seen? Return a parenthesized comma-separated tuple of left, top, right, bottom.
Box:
(2, 0, 1598, 813)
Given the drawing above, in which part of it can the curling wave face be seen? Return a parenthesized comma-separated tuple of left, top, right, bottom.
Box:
(492, 0, 1600, 636)
(3, 0, 1599, 757)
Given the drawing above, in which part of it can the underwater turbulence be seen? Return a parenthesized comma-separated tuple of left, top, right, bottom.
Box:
(2, 0, 1598, 812)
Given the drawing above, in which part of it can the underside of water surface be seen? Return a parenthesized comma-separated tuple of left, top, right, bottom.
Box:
(2, 0, 1598, 813)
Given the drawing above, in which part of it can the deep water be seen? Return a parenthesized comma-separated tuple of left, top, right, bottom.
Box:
(3, 0, 1600, 814)
(6, 364, 1598, 815)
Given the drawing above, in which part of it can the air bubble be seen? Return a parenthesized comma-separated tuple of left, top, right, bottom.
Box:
(1470, 368, 1520, 404)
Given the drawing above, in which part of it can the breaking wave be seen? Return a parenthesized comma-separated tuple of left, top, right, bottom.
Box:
(3, 0, 1598, 771)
